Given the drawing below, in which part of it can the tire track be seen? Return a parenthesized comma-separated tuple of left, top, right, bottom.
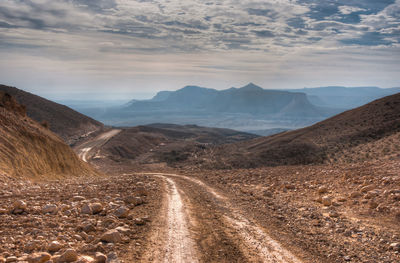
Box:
(138, 173, 302, 263)
(141, 175, 199, 263)
(76, 129, 121, 162)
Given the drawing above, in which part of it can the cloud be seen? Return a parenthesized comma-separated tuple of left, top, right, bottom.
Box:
(0, 0, 399, 98)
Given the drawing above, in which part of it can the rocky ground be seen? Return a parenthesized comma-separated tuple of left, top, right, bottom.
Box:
(0, 173, 162, 263)
(2, 127, 399, 263)
(185, 159, 400, 263)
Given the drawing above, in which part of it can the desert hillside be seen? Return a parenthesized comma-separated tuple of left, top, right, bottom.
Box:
(83, 123, 258, 165)
(0, 85, 104, 145)
(0, 91, 96, 179)
(192, 92, 400, 168)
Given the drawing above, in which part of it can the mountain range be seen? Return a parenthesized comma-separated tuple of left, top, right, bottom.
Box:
(76, 83, 399, 134)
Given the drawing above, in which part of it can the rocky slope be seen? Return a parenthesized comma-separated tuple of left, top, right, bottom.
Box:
(0, 85, 103, 145)
(0, 91, 95, 179)
(189, 92, 400, 168)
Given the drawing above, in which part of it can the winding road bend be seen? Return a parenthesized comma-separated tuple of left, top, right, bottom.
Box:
(75, 129, 121, 162)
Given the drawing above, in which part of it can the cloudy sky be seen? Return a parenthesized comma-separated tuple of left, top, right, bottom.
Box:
(0, 0, 399, 100)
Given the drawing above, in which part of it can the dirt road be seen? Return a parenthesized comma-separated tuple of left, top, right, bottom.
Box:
(136, 173, 302, 263)
(75, 129, 121, 162)
(77, 133, 303, 262)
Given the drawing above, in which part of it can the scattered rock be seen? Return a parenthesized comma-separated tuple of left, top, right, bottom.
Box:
(322, 196, 332, 206)
(114, 206, 129, 218)
(72, 196, 86, 202)
(105, 252, 120, 263)
(48, 240, 63, 252)
(5, 256, 17, 263)
(350, 191, 362, 198)
(135, 186, 148, 196)
(390, 243, 400, 252)
(42, 204, 58, 214)
(94, 252, 107, 263)
(76, 256, 95, 263)
(369, 201, 378, 209)
(24, 240, 41, 252)
(329, 211, 339, 218)
(11, 200, 27, 214)
(27, 252, 51, 263)
(81, 203, 93, 215)
(361, 184, 375, 193)
(91, 203, 103, 214)
(100, 229, 122, 243)
(81, 222, 96, 233)
(318, 186, 328, 194)
(134, 218, 146, 225)
(284, 184, 295, 190)
(58, 249, 78, 263)
(124, 196, 143, 206)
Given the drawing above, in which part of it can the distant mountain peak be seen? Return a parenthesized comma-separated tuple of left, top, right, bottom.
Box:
(180, 85, 207, 91)
(240, 83, 263, 91)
